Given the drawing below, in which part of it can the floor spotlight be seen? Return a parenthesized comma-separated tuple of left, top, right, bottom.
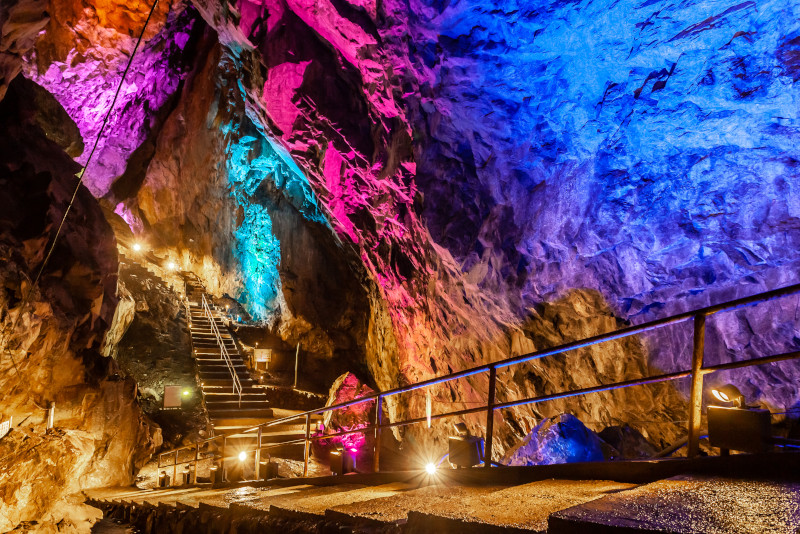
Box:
(711, 384, 745, 407)
(449, 422, 483, 468)
(425, 462, 437, 475)
(708, 384, 769, 454)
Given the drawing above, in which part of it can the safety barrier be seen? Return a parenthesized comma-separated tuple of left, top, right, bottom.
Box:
(159, 282, 800, 482)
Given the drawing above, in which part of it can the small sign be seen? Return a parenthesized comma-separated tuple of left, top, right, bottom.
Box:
(164, 385, 183, 409)
(254, 349, 272, 363)
(0, 417, 12, 440)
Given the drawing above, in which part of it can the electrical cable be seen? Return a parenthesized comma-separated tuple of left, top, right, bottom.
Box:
(1, 0, 160, 407)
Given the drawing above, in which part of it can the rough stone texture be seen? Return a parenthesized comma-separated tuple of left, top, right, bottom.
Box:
(316, 372, 375, 457)
(5, 0, 800, 491)
(502, 414, 607, 466)
(0, 77, 159, 531)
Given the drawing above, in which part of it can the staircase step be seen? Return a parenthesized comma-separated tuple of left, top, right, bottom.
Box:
(211, 417, 277, 427)
(206, 400, 270, 410)
(202, 392, 268, 402)
(200, 379, 256, 388)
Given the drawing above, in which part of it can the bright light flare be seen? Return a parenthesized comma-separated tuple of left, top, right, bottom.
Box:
(711, 389, 730, 402)
(425, 462, 436, 475)
(166, 261, 176, 271)
(238, 451, 247, 462)
(132, 243, 142, 252)
(182, 389, 190, 397)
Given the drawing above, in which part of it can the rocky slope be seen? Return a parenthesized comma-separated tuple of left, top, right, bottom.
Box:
(0, 77, 160, 531)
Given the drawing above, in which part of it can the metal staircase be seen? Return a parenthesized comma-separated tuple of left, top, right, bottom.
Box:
(183, 274, 310, 459)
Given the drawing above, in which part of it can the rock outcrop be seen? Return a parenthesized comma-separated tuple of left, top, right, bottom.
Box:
(502, 414, 607, 466)
(0, 76, 159, 531)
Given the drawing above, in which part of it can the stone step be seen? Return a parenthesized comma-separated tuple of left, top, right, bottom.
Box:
(211, 416, 278, 428)
(200, 378, 256, 388)
(203, 393, 268, 403)
(205, 400, 270, 410)
(208, 407, 274, 419)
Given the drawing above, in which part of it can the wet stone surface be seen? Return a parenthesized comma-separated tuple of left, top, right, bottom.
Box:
(552, 475, 800, 534)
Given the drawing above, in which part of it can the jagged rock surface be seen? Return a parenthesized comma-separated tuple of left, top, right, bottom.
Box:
(2, 0, 800, 503)
(0, 77, 159, 531)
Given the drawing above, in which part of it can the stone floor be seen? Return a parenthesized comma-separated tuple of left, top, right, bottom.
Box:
(86, 472, 800, 533)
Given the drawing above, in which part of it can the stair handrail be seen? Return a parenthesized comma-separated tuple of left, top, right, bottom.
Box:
(201, 293, 242, 406)
(159, 281, 800, 482)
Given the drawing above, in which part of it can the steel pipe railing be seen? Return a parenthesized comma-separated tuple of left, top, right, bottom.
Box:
(158, 282, 800, 483)
(201, 294, 241, 406)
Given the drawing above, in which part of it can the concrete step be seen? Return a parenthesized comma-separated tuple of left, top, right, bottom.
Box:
(202, 392, 268, 402)
(209, 408, 275, 419)
(206, 400, 271, 410)
(199, 372, 252, 381)
(200, 378, 256, 387)
(211, 417, 278, 427)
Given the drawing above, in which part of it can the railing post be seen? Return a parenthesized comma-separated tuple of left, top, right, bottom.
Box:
(303, 414, 311, 478)
(255, 427, 262, 480)
(687, 313, 706, 458)
(221, 436, 227, 482)
(173, 450, 178, 486)
(193, 443, 199, 484)
(373, 395, 383, 473)
(484, 365, 497, 468)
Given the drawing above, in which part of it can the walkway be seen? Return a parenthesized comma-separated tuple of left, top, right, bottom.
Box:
(88, 463, 800, 533)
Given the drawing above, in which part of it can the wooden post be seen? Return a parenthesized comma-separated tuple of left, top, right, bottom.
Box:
(255, 427, 262, 480)
(173, 450, 178, 486)
(294, 342, 300, 389)
(484, 366, 497, 468)
(193, 443, 199, 484)
(221, 436, 227, 482)
(687, 314, 706, 458)
(373, 395, 383, 473)
(303, 414, 311, 477)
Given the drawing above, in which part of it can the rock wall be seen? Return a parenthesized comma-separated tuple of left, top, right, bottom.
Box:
(5, 0, 800, 472)
(0, 77, 159, 531)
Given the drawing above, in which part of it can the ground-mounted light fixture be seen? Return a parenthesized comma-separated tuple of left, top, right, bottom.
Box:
(330, 446, 357, 475)
(708, 383, 770, 455)
(449, 422, 484, 468)
(182, 465, 192, 485)
(425, 462, 437, 475)
(711, 384, 746, 407)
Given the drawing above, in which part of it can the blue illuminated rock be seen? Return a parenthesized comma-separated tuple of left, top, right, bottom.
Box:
(502, 414, 606, 466)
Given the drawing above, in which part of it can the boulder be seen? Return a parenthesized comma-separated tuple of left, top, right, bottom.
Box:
(502, 414, 607, 466)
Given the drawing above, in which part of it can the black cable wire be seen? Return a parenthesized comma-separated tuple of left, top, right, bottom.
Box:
(1, 0, 160, 407)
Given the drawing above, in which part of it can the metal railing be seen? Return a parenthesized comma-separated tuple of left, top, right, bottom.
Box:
(159, 282, 800, 482)
(200, 294, 242, 406)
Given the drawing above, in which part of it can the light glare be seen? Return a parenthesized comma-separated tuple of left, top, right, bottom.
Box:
(238, 451, 247, 462)
(425, 462, 436, 475)
(132, 243, 142, 252)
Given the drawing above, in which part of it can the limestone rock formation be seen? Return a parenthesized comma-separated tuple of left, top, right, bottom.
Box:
(0, 76, 159, 530)
(502, 414, 607, 467)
